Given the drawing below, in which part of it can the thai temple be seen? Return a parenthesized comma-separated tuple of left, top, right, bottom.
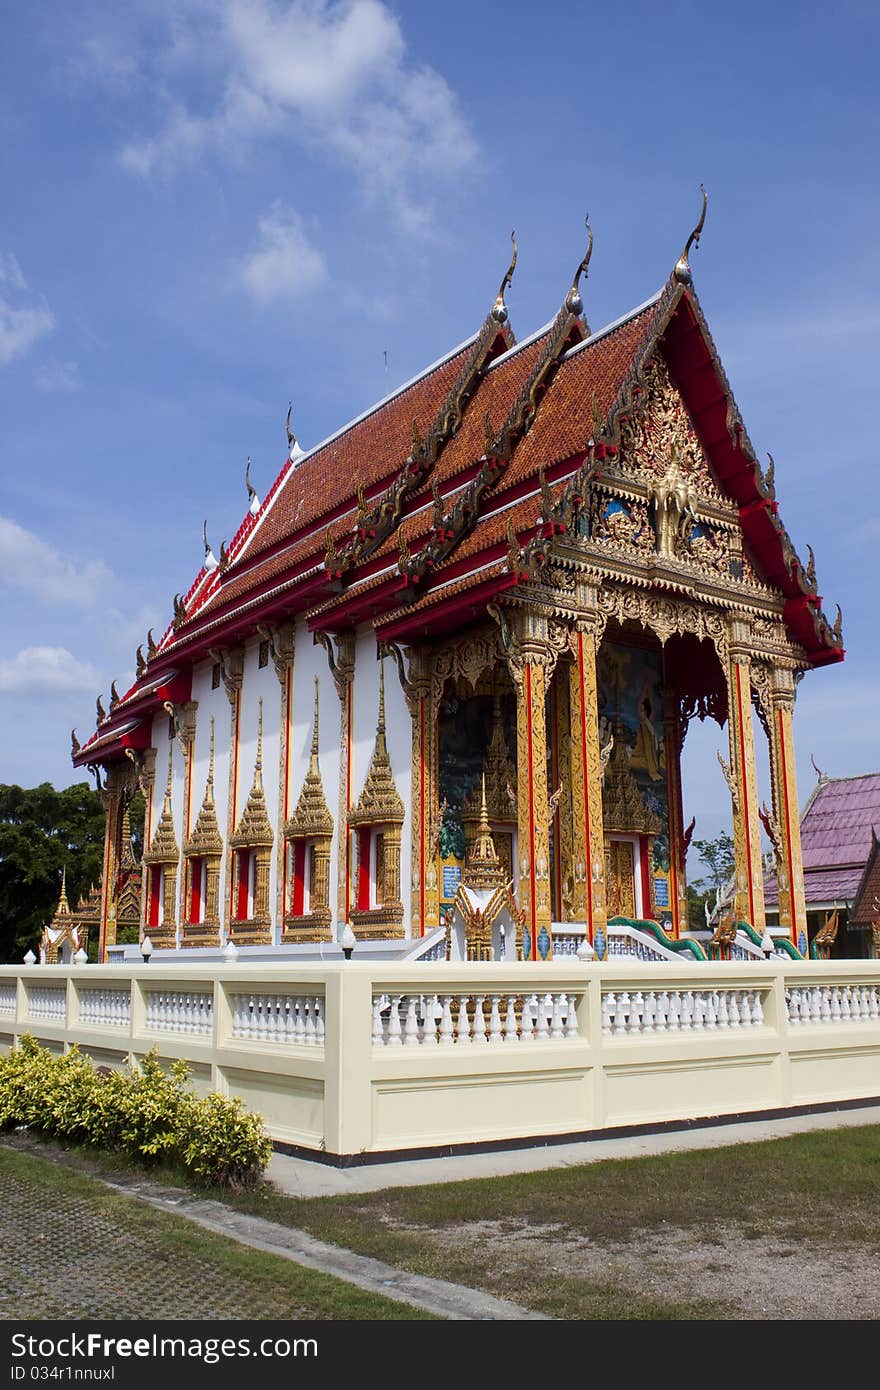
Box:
(71, 199, 845, 965)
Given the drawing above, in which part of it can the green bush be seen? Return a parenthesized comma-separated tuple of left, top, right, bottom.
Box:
(0, 1036, 271, 1189)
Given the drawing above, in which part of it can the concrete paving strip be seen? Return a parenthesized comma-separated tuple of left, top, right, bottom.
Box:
(266, 1103, 880, 1197)
(0, 1138, 546, 1322)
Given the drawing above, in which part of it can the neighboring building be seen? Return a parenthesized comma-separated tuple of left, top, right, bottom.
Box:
(765, 770, 880, 957)
(71, 205, 844, 962)
(38, 811, 142, 963)
(851, 828, 880, 958)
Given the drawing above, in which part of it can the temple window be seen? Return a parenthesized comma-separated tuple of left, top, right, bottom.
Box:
(181, 718, 224, 944)
(228, 699, 274, 943)
(141, 744, 179, 945)
(283, 678, 333, 941)
(347, 661, 404, 939)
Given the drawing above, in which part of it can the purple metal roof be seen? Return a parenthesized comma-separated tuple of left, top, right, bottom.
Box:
(765, 864, 864, 908)
(800, 773, 880, 870)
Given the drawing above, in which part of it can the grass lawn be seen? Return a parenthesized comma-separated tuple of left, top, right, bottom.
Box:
(223, 1124, 880, 1320)
(0, 1145, 434, 1321)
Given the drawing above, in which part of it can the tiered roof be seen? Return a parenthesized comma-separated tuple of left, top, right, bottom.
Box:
(74, 212, 844, 768)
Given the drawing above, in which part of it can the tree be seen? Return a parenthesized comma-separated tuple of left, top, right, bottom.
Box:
(688, 832, 735, 929)
(0, 783, 106, 963)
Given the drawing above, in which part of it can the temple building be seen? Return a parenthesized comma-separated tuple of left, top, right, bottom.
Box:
(72, 202, 844, 963)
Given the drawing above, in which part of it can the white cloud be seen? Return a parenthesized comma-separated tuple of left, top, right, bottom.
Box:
(0, 517, 112, 608)
(0, 647, 101, 697)
(34, 359, 81, 392)
(113, 0, 479, 230)
(0, 252, 55, 367)
(240, 204, 328, 302)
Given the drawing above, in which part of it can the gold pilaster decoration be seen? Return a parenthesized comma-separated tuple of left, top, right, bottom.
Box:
(229, 698, 274, 943)
(550, 671, 575, 920)
(209, 645, 244, 938)
(500, 607, 554, 959)
(766, 664, 807, 948)
(283, 677, 333, 942)
(662, 687, 688, 936)
(383, 643, 436, 935)
(567, 612, 607, 941)
(725, 619, 767, 930)
(315, 630, 356, 924)
(181, 718, 224, 946)
(348, 660, 405, 939)
(142, 742, 180, 949)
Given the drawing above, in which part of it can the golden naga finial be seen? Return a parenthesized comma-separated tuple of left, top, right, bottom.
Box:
(764, 451, 776, 500)
(109, 680, 120, 709)
(96, 694, 106, 723)
(396, 524, 412, 573)
(492, 229, 518, 324)
(173, 593, 186, 629)
(245, 457, 260, 514)
(805, 543, 817, 588)
(324, 528, 339, 569)
(71, 728, 80, 757)
(431, 478, 445, 528)
(285, 402, 295, 448)
(356, 482, 368, 522)
(505, 515, 521, 569)
(674, 184, 708, 284)
(146, 628, 157, 659)
(411, 418, 424, 458)
(483, 409, 496, 456)
(565, 215, 593, 315)
(832, 604, 843, 644)
(219, 539, 230, 572)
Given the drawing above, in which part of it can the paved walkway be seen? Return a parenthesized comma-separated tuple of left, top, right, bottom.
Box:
(266, 1103, 880, 1196)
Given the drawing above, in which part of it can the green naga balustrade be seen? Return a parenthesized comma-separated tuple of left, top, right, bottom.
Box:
(736, 920, 804, 960)
(606, 915, 708, 961)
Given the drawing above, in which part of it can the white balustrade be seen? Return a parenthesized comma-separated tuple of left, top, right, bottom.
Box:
(786, 984, 880, 1026)
(79, 987, 131, 1029)
(0, 983, 16, 1016)
(144, 989, 213, 1036)
(27, 986, 67, 1021)
(602, 987, 766, 1035)
(372, 990, 582, 1046)
(229, 992, 325, 1046)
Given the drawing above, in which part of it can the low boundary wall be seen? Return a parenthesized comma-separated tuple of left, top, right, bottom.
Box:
(1, 960, 878, 1162)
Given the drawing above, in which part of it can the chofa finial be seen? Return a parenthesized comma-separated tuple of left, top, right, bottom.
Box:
(203, 519, 218, 573)
(286, 402, 304, 463)
(674, 184, 708, 285)
(491, 230, 518, 324)
(566, 215, 593, 315)
(245, 457, 260, 515)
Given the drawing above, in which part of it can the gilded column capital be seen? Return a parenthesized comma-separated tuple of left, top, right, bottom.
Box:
(124, 746, 156, 799)
(501, 606, 567, 686)
(207, 645, 244, 707)
(726, 615, 753, 661)
(769, 664, 797, 710)
(256, 620, 295, 685)
(313, 630, 355, 702)
(163, 699, 198, 758)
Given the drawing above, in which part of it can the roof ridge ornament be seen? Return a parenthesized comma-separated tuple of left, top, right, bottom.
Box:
(674, 184, 708, 285)
(245, 457, 260, 515)
(491, 230, 518, 324)
(565, 215, 593, 317)
(286, 402, 305, 463)
(203, 519, 218, 573)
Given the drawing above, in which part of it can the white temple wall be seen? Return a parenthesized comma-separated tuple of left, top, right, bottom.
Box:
(288, 622, 342, 934)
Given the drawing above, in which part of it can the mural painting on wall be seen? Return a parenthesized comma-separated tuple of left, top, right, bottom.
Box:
(437, 679, 518, 911)
(597, 641, 671, 915)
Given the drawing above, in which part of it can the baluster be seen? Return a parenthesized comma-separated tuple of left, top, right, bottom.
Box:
(704, 992, 718, 1029)
(728, 992, 741, 1028)
(798, 990, 810, 1025)
(386, 996, 403, 1046)
(488, 995, 503, 1044)
(809, 988, 821, 1024)
(614, 992, 629, 1035)
(656, 991, 670, 1031)
(820, 989, 831, 1023)
(830, 987, 841, 1022)
(255, 996, 268, 1041)
(523, 993, 538, 1043)
(457, 994, 473, 1044)
(564, 994, 579, 1039)
(680, 991, 694, 1030)
(602, 993, 615, 1035)
(422, 994, 439, 1045)
(314, 997, 325, 1047)
(439, 996, 454, 1045)
(750, 990, 764, 1026)
(740, 992, 752, 1026)
(643, 991, 657, 1033)
(868, 987, 879, 1021)
(840, 987, 853, 1022)
(402, 996, 419, 1045)
(550, 995, 565, 1040)
(504, 994, 520, 1043)
(471, 996, 487, 1045)
(630, 992, 645, 1035)
(692, 992, 706, 1029)
(717, 991, 730, 1028)
(292, 998, 305, 1044)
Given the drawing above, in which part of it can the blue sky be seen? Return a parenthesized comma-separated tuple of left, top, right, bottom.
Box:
(1, 0, 878, 844)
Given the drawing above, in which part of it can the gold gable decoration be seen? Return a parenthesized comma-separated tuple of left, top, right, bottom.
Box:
(184, 718, 224, 858)
(285, 679, 333, 839)
(602, 722, 662, 836)
(348, 662, 404, 829)
(230, 700, 274, 850)
(143, 743, 179, 865)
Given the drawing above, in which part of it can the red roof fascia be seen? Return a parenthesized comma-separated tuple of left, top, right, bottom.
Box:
(72, 719, 151, 768)
(376, 570, 518, 643)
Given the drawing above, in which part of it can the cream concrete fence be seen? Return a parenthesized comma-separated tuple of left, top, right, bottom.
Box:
(1, 960, 879, 1161)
